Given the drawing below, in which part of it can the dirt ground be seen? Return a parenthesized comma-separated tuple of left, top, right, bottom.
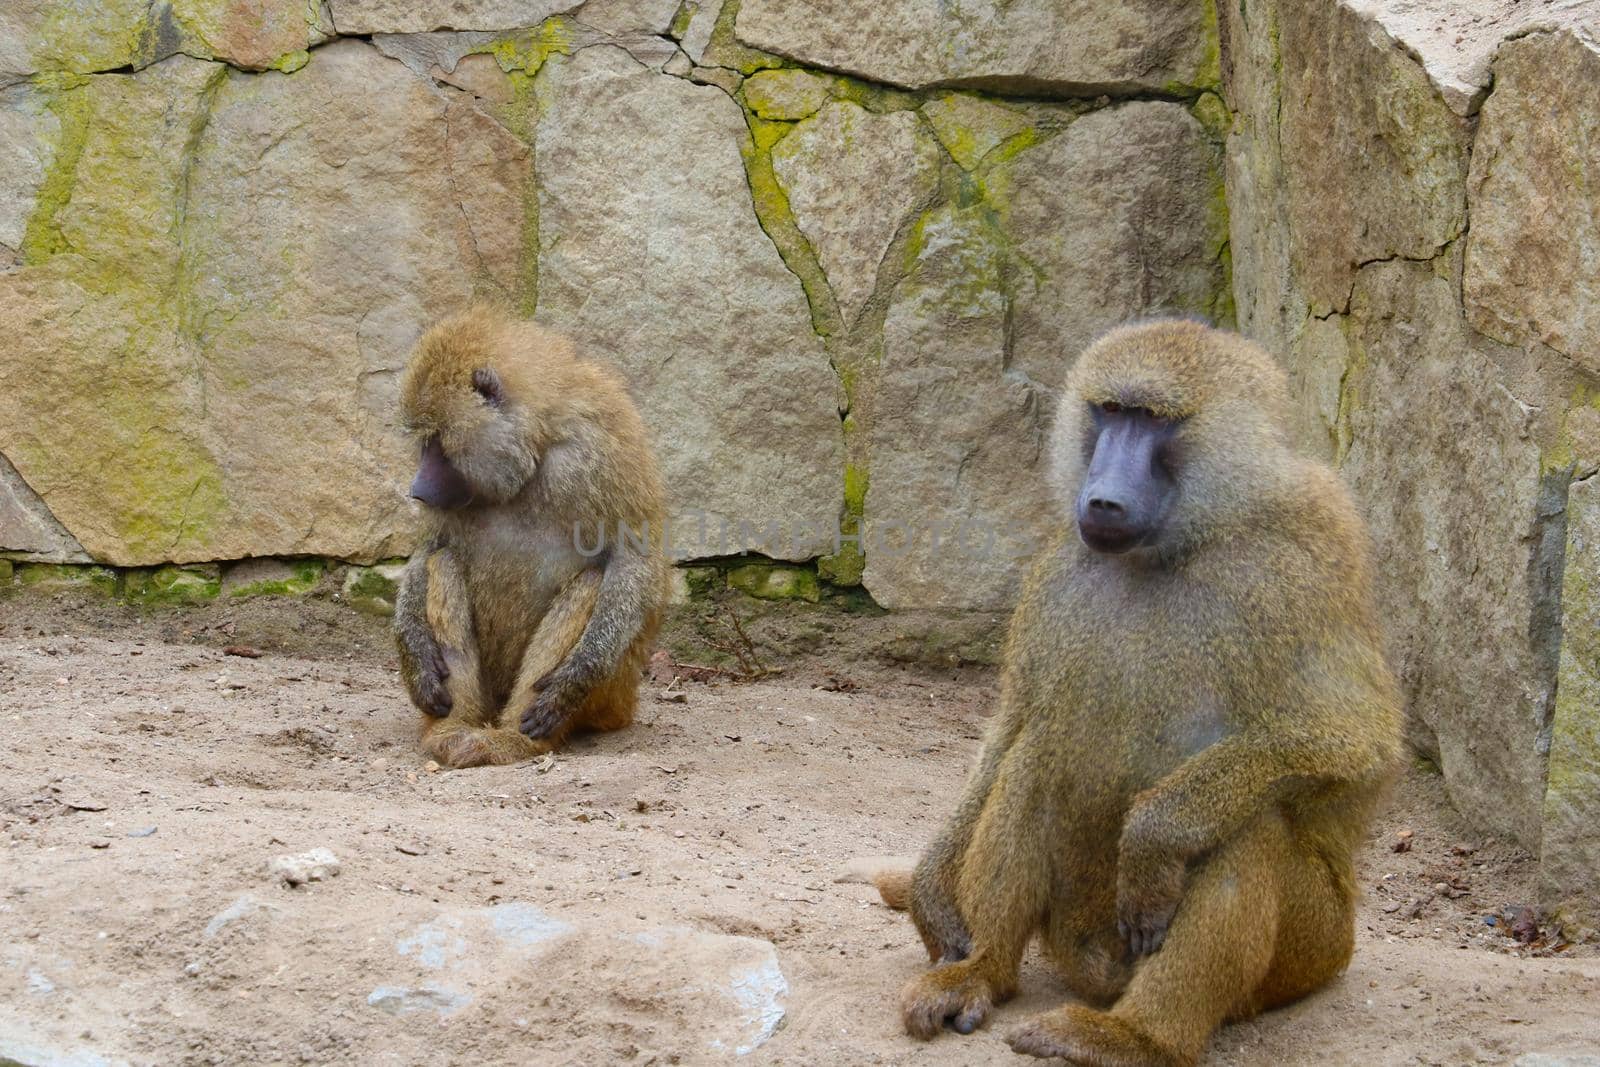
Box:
(2, 591, 1598, 1066)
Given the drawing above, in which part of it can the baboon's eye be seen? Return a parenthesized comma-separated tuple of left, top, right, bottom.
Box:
(1101, 400, 1122, 414)
(471, 367, 503, 408)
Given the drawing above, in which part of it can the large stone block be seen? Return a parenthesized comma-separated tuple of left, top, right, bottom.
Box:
(1338, 260, 1554, 848)
(0, 1, 335, 75)
(1544, 474, 1600, 936)
(735, 0, 1217, 96)
(986, 102, 1226, 390)
(862, 102, 1226, 611)
(1465, 31, 1600, 377)
(864, 203, 1048, 611)
(770, 102, 941, 327)
(0, 57, 234, 566)
(0, 0, 150, 75)
(534, 45, 843, 560)
(0, 45, 524, 564)
(1276, 0, 1467, 315)
(328, 0, 577, 34)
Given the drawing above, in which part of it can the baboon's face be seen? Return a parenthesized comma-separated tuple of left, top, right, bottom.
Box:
(1049, 320, 1295, 560)
(401, 354, 537, 510)
(411, 434, 474, 510)
(1075, 401, 1181, 554)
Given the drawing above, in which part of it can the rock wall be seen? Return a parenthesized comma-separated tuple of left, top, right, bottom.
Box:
(0, 1, 1596, 928)
(0, 0, 1230, 590)
(1220, 0, 1600, 932)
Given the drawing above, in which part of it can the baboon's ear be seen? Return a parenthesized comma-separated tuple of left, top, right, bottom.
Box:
(471, 366, 503, 408)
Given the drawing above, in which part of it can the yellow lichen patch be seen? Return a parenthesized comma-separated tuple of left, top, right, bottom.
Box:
(922, 92, 1031, 171)
(30, 0, 149, 74)
(742, 69, 832, 122)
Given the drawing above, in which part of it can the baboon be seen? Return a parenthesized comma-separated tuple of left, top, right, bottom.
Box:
(393, 305, 668, 769)
(887, 320, 1402, 1065)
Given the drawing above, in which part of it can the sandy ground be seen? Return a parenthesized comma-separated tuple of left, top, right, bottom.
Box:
(2, 592, 1598, 1067)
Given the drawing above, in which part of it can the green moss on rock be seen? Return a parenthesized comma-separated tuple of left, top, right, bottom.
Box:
(20, 75, 93, 266)
(270, 49, 310, 73)
(737, 109, 840, 337)
(702, 0, 783, 75)
(123, 564, 221, 605)
(1191, 90, 1231, 140)
(680, 565, 724, 599)
(922, 92, 1032, 171)
(727, 562, 821, 602)
(224, 558, 324, 597)
(488, 18, 576, 75)
(342, 560, 407, 616)
(742, 69, 832, 121)
(17, 563, 118, 595)
(0, 559, 13, 586)
(819, 462, 868, 586)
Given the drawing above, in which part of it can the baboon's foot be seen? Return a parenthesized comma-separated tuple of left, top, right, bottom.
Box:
(423, 725, 551, 768)
(899, 961, 1005, 1039)
(1006, 1004, 1189, 1067)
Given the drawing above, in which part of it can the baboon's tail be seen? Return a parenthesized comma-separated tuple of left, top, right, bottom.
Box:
(835, 856, 916, 910)
(872, 865, 914, 910)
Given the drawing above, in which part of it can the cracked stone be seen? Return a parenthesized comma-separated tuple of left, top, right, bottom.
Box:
(1465, 30, 1600, 376)
(329, 0, 580, 34)
(1276, 0, 1468, 315)
(0, 0, 335, 75)
(1541, 474, 1600, 938)
(864, 103, 1225, 611)
(734, 0, 1214, 96)
(534, 45, 842, 560)
(771, 102, 941, 327)
(1338, 260, 1551, 850)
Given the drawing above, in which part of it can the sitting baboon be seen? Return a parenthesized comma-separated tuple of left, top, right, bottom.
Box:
(393, 305, 668, 768)
(887, 320, 1402, 1065)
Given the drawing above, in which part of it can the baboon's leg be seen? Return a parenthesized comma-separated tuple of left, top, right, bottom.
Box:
(1042, 876, 1132, 1009)
(1254, 827, 1357, 1010)
(900, 753, 1049, 1039)
(571, 604, 657, 734)
(430, 568, 603, 768)
(907, 703, 1028, 965)
(1007, 814, 1336, 1067)
(416, 549, 499, 767)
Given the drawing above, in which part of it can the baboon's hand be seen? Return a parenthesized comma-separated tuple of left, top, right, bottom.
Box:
(1115, 850, 1185, 959)
(519, 675, 582, 739)
(415, 645, 452, 717)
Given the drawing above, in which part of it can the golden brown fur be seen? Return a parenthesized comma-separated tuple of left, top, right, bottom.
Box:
(892, 320, 1403, 1065)
(394, 305, 668, 767)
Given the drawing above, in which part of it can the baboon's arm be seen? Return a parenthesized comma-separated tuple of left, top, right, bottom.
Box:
(518, 540, 655, 738)
(1116, 660, 1396, 955)
(394, 540, 452, 717)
